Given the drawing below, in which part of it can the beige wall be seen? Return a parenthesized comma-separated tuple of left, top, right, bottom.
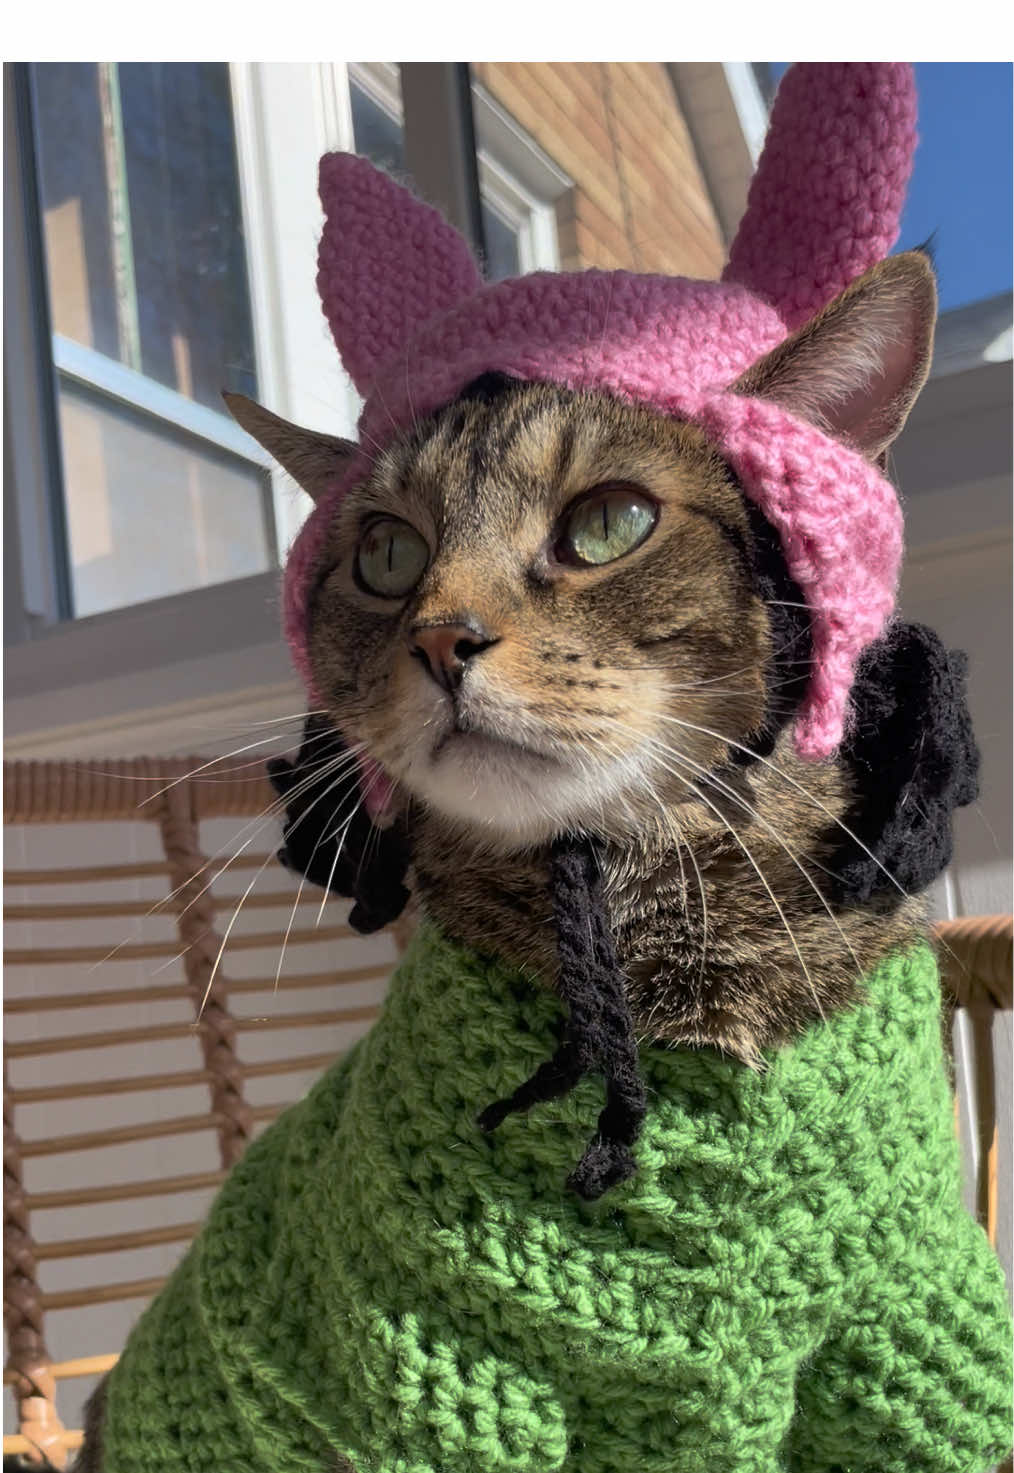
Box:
(473, 63, 725, 277)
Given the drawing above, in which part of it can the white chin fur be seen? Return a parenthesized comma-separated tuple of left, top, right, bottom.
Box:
(397, 735, 652, 847)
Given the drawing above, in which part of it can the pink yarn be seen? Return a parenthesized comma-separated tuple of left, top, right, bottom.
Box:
(316, 153, 482, 393)
(286, 62, 918, 764)
(724, 63, 917, 329)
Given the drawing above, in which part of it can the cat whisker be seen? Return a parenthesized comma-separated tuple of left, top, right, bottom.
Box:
(196, 754, 369, 1016)
(158, 745, 366, 926)
(270, 753, 384, 992)
(662, 764, 829, 1033)
(135, 726, 347, 809)
(640, 735, 866, 988)
(594, 714, 828, 1032)
(143, 747, 366, 984)
(572, 727, 710, 998)
(655, 713, 911, 901)
(313, 777, 380, 928)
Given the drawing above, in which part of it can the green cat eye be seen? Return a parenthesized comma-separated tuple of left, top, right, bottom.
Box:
(356, 518, 429, 598)
(557, 486, 658, 567)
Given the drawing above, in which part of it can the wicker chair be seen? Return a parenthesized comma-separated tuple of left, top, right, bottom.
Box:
(3, 758, 1011, 1466)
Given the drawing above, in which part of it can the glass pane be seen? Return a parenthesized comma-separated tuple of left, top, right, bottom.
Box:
(57, 381, 272, 618)
(480, 201, 522, 281)
(350, 69, 528, 283)
(349, 79, 406, 177)
(31, 63, 257, 410)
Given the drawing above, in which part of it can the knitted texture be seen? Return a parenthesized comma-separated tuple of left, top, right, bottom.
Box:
(285, 62, 919, 760)
(102, 930, 1012, 1472)
(832, 621, 981, 902)
(267, 715, 411, 935)
(316, 152, 482, 392)
(723, 63, 918, 330)
(478, 835, 647, 1198)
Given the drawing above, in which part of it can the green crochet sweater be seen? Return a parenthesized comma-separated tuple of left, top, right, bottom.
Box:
(104, 928, 1012, 1472)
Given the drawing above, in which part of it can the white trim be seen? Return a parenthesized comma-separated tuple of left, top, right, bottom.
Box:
(721, 62, 769, 165)
(477, 152, 561, 273)
(230, 63, 360, 557)
(471, 84, 572, 203)
(473, 85, 570, 273)
(347, 61, 402, 120)
(53, 334, 271, 467)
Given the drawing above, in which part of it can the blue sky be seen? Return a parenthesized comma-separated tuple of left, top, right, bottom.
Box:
(768, 63, 1013, 313)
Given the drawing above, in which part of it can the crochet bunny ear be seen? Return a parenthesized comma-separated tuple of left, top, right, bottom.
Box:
(724, 64, 918, 331)
(316, 152, 484, 396)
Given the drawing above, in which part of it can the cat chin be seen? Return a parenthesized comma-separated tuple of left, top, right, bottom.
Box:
(399, 739, 654, 848)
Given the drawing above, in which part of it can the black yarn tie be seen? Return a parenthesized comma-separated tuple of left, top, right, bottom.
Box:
(478, 833, 648, 1200)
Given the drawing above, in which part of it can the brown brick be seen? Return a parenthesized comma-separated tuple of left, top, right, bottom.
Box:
(476, 59, 726, 278)
(571, 191, 644, 269)
(610, 115, 723, 247)
(480, 67, 626, 227)
(610, 64, 693, 146)
(573, 220, 628, 271)
(551, 62, 612, 124)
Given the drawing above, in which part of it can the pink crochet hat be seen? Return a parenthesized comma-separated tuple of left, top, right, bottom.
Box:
(285, 62, 918, 762)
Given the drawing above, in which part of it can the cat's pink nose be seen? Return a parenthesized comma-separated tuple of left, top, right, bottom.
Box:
(409, 621, 498, 695)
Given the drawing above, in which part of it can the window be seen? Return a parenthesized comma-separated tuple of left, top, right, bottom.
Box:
(29, 63, 274, 618)
(348, 72, 406, 181)
(4, 64, 573, 749)
(348, 62, 568, 281)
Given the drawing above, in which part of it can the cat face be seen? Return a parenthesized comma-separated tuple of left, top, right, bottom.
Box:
(306, 381, 772, 845)
(227, 250, 937, 852)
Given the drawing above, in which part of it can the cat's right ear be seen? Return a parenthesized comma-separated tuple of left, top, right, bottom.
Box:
(222, 392, 356, 504)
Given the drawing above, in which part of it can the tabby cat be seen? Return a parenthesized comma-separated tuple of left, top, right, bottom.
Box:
(64, 66, 1004, 1468)
(230, 249, 966, 1065)
(67, 245, 987, 1473)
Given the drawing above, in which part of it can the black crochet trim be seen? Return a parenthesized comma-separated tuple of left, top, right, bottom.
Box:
(736, 499, 814, 762)
(829, 621, 979, 904)
(267, 715, 411, 935)
(478, 834, 647, 1200)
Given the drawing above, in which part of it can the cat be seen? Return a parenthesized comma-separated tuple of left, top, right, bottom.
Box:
(67, 60, 1011, 1469)
(67, 246, 995, 1473)
(237, 249, 961, 1067)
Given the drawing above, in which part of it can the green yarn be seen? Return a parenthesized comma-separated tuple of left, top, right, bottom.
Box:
(103, 929, 1013, 1472)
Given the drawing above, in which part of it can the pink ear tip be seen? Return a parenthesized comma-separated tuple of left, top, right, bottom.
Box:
(318, 150, 387, 204)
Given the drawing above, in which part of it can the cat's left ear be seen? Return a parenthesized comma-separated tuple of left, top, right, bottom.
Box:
(223, 392, 356, 504)
(732, 251, 937, 464)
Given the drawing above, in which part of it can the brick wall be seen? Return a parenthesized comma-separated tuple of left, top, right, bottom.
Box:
(472, 63, 725, 279)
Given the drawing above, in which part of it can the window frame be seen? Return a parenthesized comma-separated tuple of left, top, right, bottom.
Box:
(26, 63, 282, 612)
(350, 62, 571, 275)
(472, 82, 572, 273)
(52, 334, 271, 470)
(3, 63, 570, 750)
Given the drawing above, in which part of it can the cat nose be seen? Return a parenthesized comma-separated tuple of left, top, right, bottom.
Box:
(409, 621, 498, 694)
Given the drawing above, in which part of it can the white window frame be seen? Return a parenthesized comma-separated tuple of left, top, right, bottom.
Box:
(230, 63, 363, 555)
(472, 83, 572, 273)
(52, 334, 272, 470)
